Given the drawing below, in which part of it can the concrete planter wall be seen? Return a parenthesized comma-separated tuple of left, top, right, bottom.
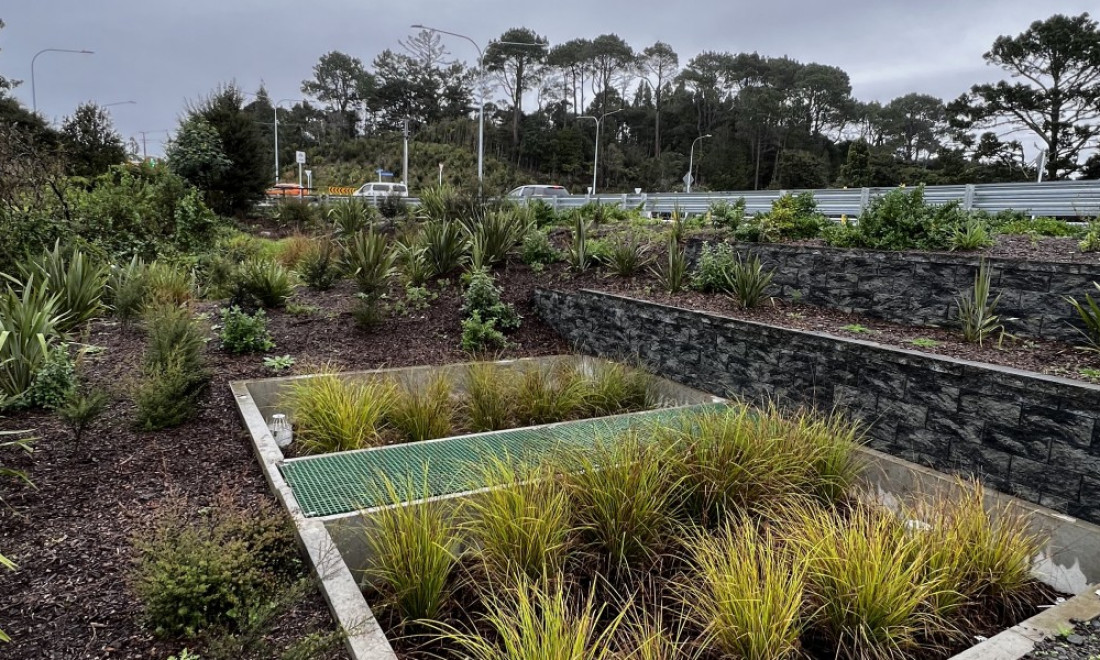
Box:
(684, 240, 1100, 342)
(533, 288, 1100, 525)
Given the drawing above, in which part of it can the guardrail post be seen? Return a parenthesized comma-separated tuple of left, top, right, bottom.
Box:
(859, 188, 871, 214)
(963, 184, 976, 211)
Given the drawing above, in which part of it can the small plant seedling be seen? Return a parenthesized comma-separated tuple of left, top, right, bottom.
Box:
(263, 355, 296, 372)
(908, 337, 942, 348)
(840, 324, 874, 334)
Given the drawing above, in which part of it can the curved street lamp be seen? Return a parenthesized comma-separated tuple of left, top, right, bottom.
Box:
(31, 48, 94, 113)
(687, 134, 713, 194)
(578, 108, 623, 195)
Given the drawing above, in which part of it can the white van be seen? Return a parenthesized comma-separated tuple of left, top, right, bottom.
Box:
(352, 182, 409, 198)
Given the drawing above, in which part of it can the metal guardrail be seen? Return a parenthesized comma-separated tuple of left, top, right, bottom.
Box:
(268, 180, 1100, 218)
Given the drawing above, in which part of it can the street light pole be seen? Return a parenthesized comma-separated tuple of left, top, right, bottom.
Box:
(687, 134, 712, 194)
(578, 108, 622, 195)
(31, 48, 94, 114)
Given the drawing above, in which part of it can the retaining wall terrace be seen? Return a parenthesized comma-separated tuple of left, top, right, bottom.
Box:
(533, 288, 1100, 525)
(683, 240, 1100, 342)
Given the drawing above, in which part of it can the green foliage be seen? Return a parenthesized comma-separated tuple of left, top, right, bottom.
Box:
(296, 238, 341, 291)
(235, 258, 295, 308)
(133, 492, 298, 638)
(957, 259, 1004, 345)
(219, 306, 274, 354)
(366, 478, 460, 622)
(724, 253, 775, 309)
(826, 186, 970, 251)
(342, 230, 396, 296)
(419, 220, 468, 277)
(462, 269, 520, 331)
(461, 312, 508, 353)
(1081, 220, 1100, 252)
(134, 305, 208, 430)
(683, 518, 804, 660)
(18, 242, 107, 332)
(327, 198, 376, 238)
(263, 354, 296, 372)
(949, 219, 995, 251)
(567, 216, 594, 272)
(601, 231, 651, 277)
(691, 242, 737, 293)
(1066, 282, 1100, 353)
(734, 192, 825, 243)
(465, 459, 573, 582)
(521, 229, 558, 266)
(0, 280, 65, 403)
(105, 256, 149, 323)
(466, 208, 533, 268)
(708, 198, 747, 230)
(26, 344, 76, 410)
(388, 374, 454, 443)
(57, 388, 110, 447)
(652, 235, 688, 293)
(286, 372, 397, 453)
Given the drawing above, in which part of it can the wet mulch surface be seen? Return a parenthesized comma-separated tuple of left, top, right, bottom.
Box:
(0, 266, 567, 660)
(1024, 616, 1100, 659)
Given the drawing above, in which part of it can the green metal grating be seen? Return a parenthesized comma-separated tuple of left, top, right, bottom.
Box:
(281, 403, 727, 517)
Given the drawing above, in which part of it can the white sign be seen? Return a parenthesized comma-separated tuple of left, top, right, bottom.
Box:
(295, 151, 306, 165)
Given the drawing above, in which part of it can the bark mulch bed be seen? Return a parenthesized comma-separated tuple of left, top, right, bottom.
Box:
(0, 266, 566, 660)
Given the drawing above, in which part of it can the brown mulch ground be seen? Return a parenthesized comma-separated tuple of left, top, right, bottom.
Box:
(1, 248, 1095, 660)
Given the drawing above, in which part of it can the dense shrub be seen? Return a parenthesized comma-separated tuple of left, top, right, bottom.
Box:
(219, 306, 274, 354)
(825, 185, 970, 251)
(734, 192, 826, 243)
(235, 258, 295, 308)
(462, 270, 520, 331)
(691, 242, 737, 293)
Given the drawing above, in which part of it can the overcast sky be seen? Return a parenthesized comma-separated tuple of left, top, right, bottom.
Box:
(2, 0, 1094, 155)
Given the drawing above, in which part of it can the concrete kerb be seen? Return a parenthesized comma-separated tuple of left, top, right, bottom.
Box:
(232, 357, 1100, 660)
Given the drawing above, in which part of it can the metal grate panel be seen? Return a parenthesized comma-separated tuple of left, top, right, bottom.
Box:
(281, 403, 726, 517)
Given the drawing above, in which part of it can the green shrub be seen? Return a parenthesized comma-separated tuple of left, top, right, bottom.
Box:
(236, 258, 295, 308)
(0, 280, 66, 404)
(521, 229, 558, 266)
(342, 230, 396, 296)
(949, 219, 995, 251)
(106, 256, 149, 323)
(26, 344, 76, 410)
(132, 492, 297, 638)
(652, 235, 688, 293)
(296, 239, 341, 291)
(57, 388, 110, 447)
(286, 372, 397, 453)
(19, 243, 108, 332)
(1066, 282, 1100, 353)
(567, 217, 594, 272)
(1081, 220, 1100, 253)
(461, 312, 507, 353)
(826, 185, 970, 251)
(725, 253, 775, 309)
(462, 270, 520, 331)
(366, 479, 460, 622)
(219, 306, 274, 354)
(709, 198, 747, 230)
(957, 259, 1003, 345)
(327, 199, 376, 238)
(691, 242, 737, 293)
(601, 231, 651, 277)
(734, 192, 825, 243)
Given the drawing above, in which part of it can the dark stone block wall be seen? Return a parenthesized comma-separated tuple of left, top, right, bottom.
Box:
(684, 240, 1100, 342)
(533, 288, 1100, 524)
